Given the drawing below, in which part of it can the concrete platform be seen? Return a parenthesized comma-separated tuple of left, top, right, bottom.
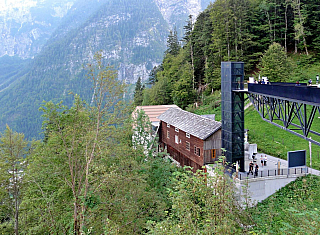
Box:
(235, 152, 320, 206)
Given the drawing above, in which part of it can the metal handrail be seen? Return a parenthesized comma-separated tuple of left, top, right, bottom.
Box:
(237, 167, 308, 180)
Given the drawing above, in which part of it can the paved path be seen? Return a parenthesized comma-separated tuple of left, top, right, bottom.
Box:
(236, 152, 320, 206)
(241, 152, 320, 178)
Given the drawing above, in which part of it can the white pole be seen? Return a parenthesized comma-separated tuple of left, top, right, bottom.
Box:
(309, 137, 312, 173)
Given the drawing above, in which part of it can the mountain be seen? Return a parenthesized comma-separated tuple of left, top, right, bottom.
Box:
(0, 0, 212, 139)
(155, 0, 212, 36)
(0, 0, 77, 59)
(0, 0, 211, 60)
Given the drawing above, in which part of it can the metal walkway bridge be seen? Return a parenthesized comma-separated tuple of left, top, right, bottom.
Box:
(243, 82, 320, 146)
(221, 62, 320, 171)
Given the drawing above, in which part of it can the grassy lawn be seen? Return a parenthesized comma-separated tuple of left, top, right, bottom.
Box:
(249, 175, 320, 234)
(245, 105, 320, 171)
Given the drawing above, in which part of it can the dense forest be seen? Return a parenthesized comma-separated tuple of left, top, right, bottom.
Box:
(139, 0, 320, 109)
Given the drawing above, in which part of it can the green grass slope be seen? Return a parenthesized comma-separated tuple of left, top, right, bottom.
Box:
(245, 105, 320, 170)
(249, 175, 320, 234)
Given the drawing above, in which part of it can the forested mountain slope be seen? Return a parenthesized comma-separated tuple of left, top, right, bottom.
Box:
(142, 0, 320, 109)
(0, 0, 169, 138)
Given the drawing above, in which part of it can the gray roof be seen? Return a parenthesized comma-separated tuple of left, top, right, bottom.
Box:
(158, 108, 221, 140)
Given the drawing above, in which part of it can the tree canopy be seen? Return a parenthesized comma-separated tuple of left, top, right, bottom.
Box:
(259, 42, 293, 82)
(142, 0, 320, 108)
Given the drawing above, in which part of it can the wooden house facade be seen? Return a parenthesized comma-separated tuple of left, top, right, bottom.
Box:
(158, 108, 221, 172)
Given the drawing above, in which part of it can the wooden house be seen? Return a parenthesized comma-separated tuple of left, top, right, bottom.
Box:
(132, 105, 179, 131)
(131, 105, 179, 150)
(158, 107, 222, 171)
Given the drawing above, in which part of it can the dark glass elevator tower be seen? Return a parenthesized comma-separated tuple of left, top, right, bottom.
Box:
(221, 62, 245, 171)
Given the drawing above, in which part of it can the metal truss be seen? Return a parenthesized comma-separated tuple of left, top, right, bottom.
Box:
(248, 93, 320, 146)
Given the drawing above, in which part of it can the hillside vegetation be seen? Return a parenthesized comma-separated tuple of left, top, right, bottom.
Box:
(250, 174, 320, 234)
(141, 0, 320, 108)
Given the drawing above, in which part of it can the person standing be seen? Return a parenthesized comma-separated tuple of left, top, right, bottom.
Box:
(260, 155, 264, 167)
(255, 164, 259, 177)
(308, 79, 312, 86)
(277, 160, 281, 175)
(248, 161, 254, 175)
(264, 155, 267, 166)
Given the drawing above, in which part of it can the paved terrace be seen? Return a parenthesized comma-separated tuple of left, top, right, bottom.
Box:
(206, 152, 320, 206)
(236, 152, 320, 206)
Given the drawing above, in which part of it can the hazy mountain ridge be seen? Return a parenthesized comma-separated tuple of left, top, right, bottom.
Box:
(1, 0, 211, 60)
(0, 0, 76, 58)
(33, 0, 169, 83)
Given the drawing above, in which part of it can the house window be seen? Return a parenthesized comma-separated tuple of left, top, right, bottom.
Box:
(167, 130, 170, 139)
(167, 123, 170, 128)
(175, 135, 179, 144)
(186, 133, 190, 138)
(194, 146, 200, 156)
(175, 127, 179, 132)
(186, 141, 190, 151)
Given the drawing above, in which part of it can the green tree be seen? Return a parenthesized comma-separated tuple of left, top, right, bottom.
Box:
(19, 51, 175, 234)
(147, 162, 253, 234)
(172, 62, 196, 109)
(133, 77, 145, 106)
(23, 52, 127, 234)
(147, 66, 160, 85)
(292, 0, 309, 55)
(183, 15, 196, 89)
(165, 29, 180, 56)
(132, 109, 152, 152)
(0, 125, 30, 235)
(259, 42, 293, 82)
(303, 0, 320, 56)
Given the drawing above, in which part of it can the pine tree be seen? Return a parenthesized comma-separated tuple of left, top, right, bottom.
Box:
(259, 42, 293, 82)
(134, 77, 145, 106)
(0, 125, 30, 235)
(183, 15, 195, 89)
(147, 66, 162, 85)
(165, 29, 180, 56)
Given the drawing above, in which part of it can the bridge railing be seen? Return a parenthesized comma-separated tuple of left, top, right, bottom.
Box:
(236, 167, 308, 180)
(248, 83, 320, 104)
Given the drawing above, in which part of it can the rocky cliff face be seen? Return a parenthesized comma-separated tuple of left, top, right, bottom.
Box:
(155, 0, 201, 25)
(102, 0, 212, 83)
(154, 0, 212, 37)
(0, 0, 76, 58)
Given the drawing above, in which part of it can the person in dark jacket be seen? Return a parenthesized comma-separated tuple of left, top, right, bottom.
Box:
(255, 164, 259, 177)
(248, 161, 254, 175)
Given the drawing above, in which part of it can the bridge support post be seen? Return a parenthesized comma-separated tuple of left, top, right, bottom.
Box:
(221, 62, 245, 172)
